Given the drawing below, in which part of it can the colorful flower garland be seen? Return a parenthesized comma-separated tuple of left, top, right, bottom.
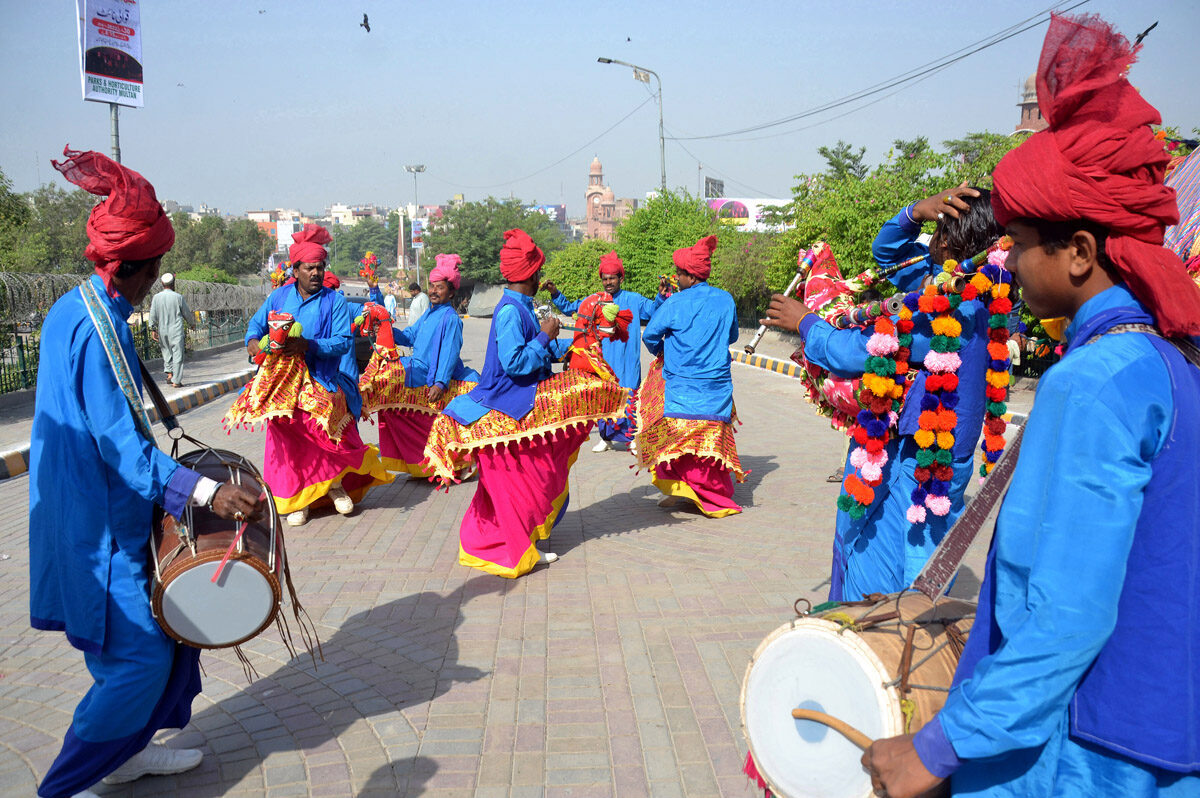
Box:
(960, 245, 1014, 476)
(838, 312, 911, 520)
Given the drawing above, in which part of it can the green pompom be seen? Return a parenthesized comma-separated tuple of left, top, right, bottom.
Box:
(916, 449, 935, 467)
(989, 314, 1008, 328)
(288, 321, 303, 337)
(947, 294, 962, 310)
(987, 401, 1007, 416)
(934, 449, 953, 465)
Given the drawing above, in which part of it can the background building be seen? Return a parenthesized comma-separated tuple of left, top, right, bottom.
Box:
(1015, 74, 1048, 133)
(584, 157, 637, 242)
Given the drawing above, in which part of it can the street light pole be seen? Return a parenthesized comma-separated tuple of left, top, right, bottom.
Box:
(405, 164, 426, 287)
(597, 57, 666, 194)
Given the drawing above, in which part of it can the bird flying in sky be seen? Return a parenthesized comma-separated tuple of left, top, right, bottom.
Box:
(361, 13, 370, 33)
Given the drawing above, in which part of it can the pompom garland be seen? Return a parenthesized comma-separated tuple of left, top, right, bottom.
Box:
(961, 257, 1015, 476)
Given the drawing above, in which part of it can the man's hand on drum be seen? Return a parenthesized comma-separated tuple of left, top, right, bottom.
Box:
(760, 293, 812, 333)
(861, 735, 945, 798)
(539, 315, 560, 339)
(211, 483, 267, 522)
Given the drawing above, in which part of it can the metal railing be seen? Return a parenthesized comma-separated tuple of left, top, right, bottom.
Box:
(0, 272, 269, 394)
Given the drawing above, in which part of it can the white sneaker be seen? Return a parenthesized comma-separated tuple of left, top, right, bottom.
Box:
(537, 550, 559, 565)
(592, 440, 612, 453)
(72, 791, 101, 798)
(102, 743, 203, 784)
(329, 486, 354, 515)
(286, 508, 309, 526)
(629, 439, 638, 455)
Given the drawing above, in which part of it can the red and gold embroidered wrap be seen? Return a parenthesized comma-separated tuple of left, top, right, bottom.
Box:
(224, 352, 354, 443)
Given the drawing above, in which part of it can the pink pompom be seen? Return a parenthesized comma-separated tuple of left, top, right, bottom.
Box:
(861, 462, 883, 483)
(866, 449, 888, 467)
(866, 332, 899, 357)
(887, 411, 899, 428)
(988, 248, 1009, 268)
(925, 495, 952, 516)
(850, 447, 869, 469)
(922, 351, 962, 373)
(906, 505, 927, 524)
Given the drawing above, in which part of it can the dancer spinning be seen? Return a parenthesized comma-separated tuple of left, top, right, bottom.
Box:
(229, 224, 392, 526)
(636, 235, 745, 517)
(359, 253, 480, 477)
(425, 229, 628, 577)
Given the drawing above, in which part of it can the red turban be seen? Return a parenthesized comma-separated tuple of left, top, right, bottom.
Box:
(598, 251, 624, 277)
(322, 270, 341, 290)
(499, 229, 544, 282)
(51, 146, 175, 285)
(289, 223, 332, 264)
(991, 13, 1200, 336)
(672, 235, 718, 280)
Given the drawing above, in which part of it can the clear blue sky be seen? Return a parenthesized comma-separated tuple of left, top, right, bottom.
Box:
(2, 1, 1197, 217)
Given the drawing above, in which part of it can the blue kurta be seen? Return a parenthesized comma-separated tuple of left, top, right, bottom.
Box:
(552, 288, 661, 389)
(642, 281, 739, 421)
(914, 285, 1199, 797)
(245, 282, 360, 417)
(796, 210, 988, 598)
(444, 289, 569, 425)
(393, 301, 480, 388)
(29, 275, 205, 797)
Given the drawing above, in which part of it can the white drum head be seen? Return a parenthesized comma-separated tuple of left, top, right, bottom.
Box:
(742, 619, 902, 798)
(160, 559, 276, 647)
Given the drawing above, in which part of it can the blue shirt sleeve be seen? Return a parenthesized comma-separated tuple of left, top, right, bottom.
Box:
(872, 207, 927, 267)
(368, 285, 384, 305)
(642, 297, 674, 358)
(935, 344, 1170, 762)
(394, 319, 417, 347)
(244, 295, 271, 346)
(552, 293, 583, 315)
(495, 304, 552, 376)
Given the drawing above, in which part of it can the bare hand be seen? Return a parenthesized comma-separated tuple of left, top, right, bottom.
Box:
(861, 735, 946, 798)
(282, 336, 308, 356)
(246, 342, 261, 360)
(366, 274, 378, 288)
(540, 315, 560, 339)
(541, 281, 559, 297)
(151, 330, 159, 342)
(659, 276, 673, 297)
(210, 483, 266, 522)
(760, 293, 812, 332)
(427, 384, 444, 402)
(912, 181, 980, 224)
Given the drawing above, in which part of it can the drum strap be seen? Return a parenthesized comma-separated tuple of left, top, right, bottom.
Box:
(79, 278, 156, 442)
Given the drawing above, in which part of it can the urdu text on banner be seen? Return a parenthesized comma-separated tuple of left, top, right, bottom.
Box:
(76, 0, 144, 108)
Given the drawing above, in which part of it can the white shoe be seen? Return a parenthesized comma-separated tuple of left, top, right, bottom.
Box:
(329, 486, 354, 515)
(72, 791, 101, 798)
(629, 439, 638, 455)
(102, 743, 203, 784)
(537, 550, 559, 565)
(287, 508, 309, 526)
(592, 440, 612, 453)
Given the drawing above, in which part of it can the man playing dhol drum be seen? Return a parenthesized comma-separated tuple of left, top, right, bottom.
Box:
(29, 148, 265, 798)
(863, 14, 1200, 797)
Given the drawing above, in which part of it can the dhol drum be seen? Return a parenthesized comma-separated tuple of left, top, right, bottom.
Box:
(741, 592, 974, 798)
(150, 447, 285, 649)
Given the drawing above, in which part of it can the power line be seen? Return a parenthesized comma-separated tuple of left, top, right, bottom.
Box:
(669, 0, 1089, 142)
(667, 132, 782, 198)
(427, 95, 656, 192)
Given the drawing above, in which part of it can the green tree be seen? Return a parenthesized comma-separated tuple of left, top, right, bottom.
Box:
(539, 239, 613, 301)
(6, 184, 96, 273)
(711, 230, 777, 325)
(176, 265, 237, 284)
(329, 217, 398, 279)
(612, 190, 719, 298)
(162, 214, 271, 278)
(818, 140, 869, 181)
(423, 198, 564, 285)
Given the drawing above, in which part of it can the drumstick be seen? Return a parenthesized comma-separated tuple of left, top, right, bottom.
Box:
(791, 708, 874, 751)
(210, 491, 268, 584)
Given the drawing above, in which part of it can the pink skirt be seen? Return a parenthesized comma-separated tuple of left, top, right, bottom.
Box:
(653, 453, 742, 518)
(458, 424, 591, 578)
(264, 409, 393, 514)
(378, 408, 437, 478)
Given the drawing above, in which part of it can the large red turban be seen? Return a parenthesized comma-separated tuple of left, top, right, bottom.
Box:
(991, 13, 1200, 336)
(499, 229, 544, 282)
(51, 146, 175, 284)
(672, 235, 718, 280)
(322, 270, 341, 290)
(289, 223, 332, 264)
(598, 251, 624, 277)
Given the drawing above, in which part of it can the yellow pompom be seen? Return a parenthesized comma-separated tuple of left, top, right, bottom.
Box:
(936, 431, 956, 450)
(986, 370, 1010, 388)
(288, 321, 303, 337)
(914, 429, 936, 448)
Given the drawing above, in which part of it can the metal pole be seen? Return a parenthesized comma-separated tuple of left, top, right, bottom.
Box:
(109, 103, 121, 163)
(597, 58, 665, 194)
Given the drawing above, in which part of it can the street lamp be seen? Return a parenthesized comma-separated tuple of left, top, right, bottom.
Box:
(597, 57, 666, 194)
(405, 164, 426, 287)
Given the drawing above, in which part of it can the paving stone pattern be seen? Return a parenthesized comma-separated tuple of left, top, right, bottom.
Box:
(0, 318, 1026, 797)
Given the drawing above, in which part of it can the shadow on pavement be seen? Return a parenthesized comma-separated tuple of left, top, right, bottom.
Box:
(132, 580, 500, 797)
(357, 755, 439, 797)
(730, 454, 779, 509)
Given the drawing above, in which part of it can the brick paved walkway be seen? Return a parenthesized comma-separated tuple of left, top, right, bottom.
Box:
(0, 318, 1026, 797)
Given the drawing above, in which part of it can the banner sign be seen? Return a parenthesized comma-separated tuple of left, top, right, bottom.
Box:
(411, 218, 425, 250)
(77, 0, 144, 107)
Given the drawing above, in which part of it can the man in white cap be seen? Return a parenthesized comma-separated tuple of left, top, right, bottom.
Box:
(148, 272, 193, 387)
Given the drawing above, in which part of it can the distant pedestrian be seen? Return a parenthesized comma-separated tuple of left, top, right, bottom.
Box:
(407, 281, 429, 325)
(148, 272, 193, 387)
